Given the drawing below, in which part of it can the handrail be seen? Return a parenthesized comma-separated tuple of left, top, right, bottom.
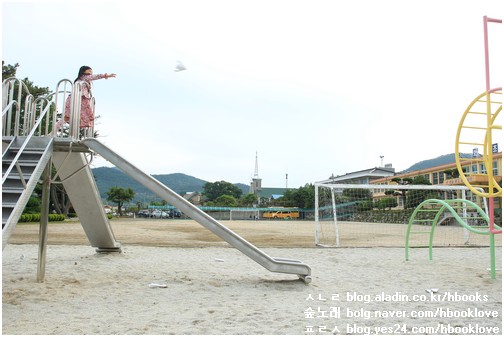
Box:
(2, 100, 20, 136)
(2, 100, 19, 117)
(53, 79, 73, 137)
(52, 79, 94, 140)
(4, 77, 96, 141)
(69, 81, 83, 138)
(2, 78, 33, 137)
(2, 76, 97, 189)
(2, 102, 53, 184)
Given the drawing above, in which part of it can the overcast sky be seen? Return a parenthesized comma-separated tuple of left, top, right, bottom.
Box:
(2, 0, 502, 188)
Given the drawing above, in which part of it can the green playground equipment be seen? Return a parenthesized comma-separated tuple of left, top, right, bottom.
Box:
(405, 198, 501, 279)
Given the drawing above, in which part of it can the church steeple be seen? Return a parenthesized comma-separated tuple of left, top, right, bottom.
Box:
(253, 151, 259, 178)
(250, 151, 262, 195)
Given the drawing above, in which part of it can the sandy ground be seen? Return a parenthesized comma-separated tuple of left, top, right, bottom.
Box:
(2, 219, 503, 335)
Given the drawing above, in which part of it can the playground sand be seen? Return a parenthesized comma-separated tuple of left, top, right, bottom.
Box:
(2, 219, 503, 335)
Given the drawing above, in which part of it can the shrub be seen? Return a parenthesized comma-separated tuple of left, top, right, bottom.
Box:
(19, 213, 66, 223)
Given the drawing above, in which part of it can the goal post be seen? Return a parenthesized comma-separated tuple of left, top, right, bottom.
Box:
(314, 183, 490, 247)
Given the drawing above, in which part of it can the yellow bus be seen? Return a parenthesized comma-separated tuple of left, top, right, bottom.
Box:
(262, 210, 300, 219)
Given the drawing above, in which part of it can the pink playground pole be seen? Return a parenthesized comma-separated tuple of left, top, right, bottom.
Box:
(483, 16, 502, 92)
(483, 16, 502, 235)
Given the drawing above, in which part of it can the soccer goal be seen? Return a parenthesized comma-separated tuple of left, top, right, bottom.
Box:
(314, 183, 494, 248)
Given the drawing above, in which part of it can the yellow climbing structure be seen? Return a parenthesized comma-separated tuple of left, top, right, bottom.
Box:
(455, 89, 502, 198)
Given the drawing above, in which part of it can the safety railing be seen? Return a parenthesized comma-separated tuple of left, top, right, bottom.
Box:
(4, 77, 99, 141)
(2, 78, 30, 137)
(53, 79, 95, 140)
(2, 77, 56, 138)
(2, 77, 99, 185)
(1, 77, 56, 186)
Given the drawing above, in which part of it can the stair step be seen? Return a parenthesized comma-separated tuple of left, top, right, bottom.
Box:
(5, 153, 44, 158)
(3, 154, 43, 161)
(2, 187, 24, 194)
(8, 146, 46, 152)
(3, 159, 40, 164)
(3, 165, 37, 175)
(2, 178, 34, 190)
(2, 137, 53, 236)
(2, 195, 22, 205)
(2, 172, 32, 182)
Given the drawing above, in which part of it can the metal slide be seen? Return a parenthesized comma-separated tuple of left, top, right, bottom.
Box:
(82, 138, 312, 283)
(51, 150, 121, 252)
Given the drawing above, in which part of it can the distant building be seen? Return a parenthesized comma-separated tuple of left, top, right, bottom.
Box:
(250, 152, 262, 196)
(249, 152, 293, 202)
(316, 153, 502, 211)
(183, 192, 202, 205)
(372, 153, 502, 188)
(257, 187, 290, 201)
(317, 164, 396, 185)
(103, 205, 113, 214)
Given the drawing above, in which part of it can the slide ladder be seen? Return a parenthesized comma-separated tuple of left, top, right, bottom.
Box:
(81, 138, 312, 283)
(2, 136, 53, 249)
(405, 199, 501, 278)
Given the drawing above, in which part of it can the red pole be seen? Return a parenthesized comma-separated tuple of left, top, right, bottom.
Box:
(483, 16, 502, 234)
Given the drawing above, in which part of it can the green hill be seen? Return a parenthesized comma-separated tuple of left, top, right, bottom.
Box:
(92, 167, 249, 204)
(401, 153, 473, 173)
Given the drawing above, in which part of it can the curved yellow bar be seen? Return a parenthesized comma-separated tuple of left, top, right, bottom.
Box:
(455, 90, 501, 198)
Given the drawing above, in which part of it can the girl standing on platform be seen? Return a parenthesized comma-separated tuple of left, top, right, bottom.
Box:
(63, 66, 116, 128)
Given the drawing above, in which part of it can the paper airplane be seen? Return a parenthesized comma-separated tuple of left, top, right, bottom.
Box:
(174, 61, 186, 72)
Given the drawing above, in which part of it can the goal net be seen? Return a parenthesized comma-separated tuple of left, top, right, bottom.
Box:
(314, 183, 499, 248)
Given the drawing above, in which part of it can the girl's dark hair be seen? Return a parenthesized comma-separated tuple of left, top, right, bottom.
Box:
(75, 65, 92, 83)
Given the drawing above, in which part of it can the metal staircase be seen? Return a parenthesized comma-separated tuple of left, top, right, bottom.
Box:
(2, 78, 121, 254)
(2, 136, 53, 249)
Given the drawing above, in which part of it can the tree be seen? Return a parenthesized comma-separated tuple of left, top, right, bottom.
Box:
(343, 188, 372, 201)
(106, 187, 135, 216)
(443, 168, 460, 179)
(2, 61, 18, 79)
(387, 177, 414, 208)
(214, 195, 238, 207)
(24, 196, 41, 214)
(279, 184, 316, 208)
(50, 183, 72, 215)
(357, 200, 374, 211)
(405, 175, 434, 209)
(239, 193, 258, 207)
(202, 181, 242, 202)
(376, 197, 398, 210)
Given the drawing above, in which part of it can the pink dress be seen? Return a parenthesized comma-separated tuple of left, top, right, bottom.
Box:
(64, 73, 108, 128)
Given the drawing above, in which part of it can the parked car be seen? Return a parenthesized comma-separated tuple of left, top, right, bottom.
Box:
(169, 210, 182, 218)
(137, 210, 150, 218)
(150, 210, 170, 218)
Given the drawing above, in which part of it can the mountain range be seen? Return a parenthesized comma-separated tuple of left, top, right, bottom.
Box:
(401, 153, 472, 173)
(92, 153, 466, 203)
(92, 167, 249, 204)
